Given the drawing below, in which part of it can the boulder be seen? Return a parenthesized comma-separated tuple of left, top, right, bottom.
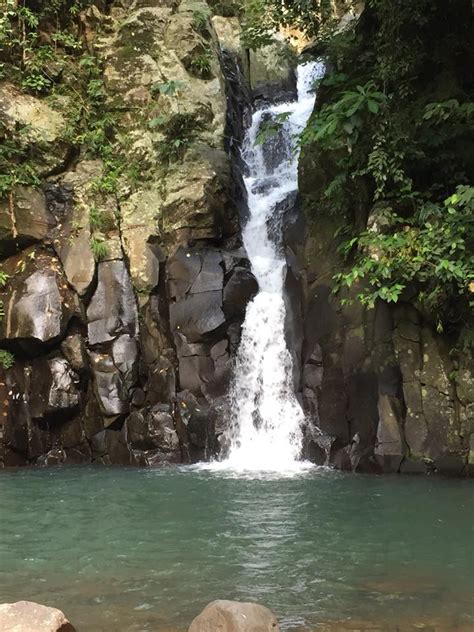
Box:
(124, 404, 180, 459)
(168, 247, 203, 299)
(0, 252, 78, 350)
(60, 334, 88, 373)
(223, 266, 258, 317)
(0, 187, 55, 254)
(161, 149, 232, 244)
(52, 193, 96, 297)
(169, 291, 225, 341)
(90, 429, 132, 465)
(248, 37, 296, 104)
(90, 335, 138, 418)
(87, 261, 139, 345)
(0, 600, 75, 632)
(188, 600, 279, 632)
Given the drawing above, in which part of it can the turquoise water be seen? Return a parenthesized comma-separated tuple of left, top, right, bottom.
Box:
(0, 466, 472, 631)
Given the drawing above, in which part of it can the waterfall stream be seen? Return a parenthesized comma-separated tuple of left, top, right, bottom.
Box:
(220, 61, 324, 472)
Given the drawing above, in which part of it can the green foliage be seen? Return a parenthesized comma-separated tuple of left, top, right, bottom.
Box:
(335, 187, 474, 322)
(240, 0, 274, 50)
(192, 7, 211, 33)
(301, 81, 386, 150)
(89, 206, 107, 231)
(150, 80, 185, 97)
(241, 0, 352, 50)
(0, 269, 10, 332)
(298, 0, 474, 331)
(0, 2, 127, 200)
(90, 236, 109, 261)
(190, 51, 212, 78)
(0, 271, 9, 288)
(151, 113, 200, 163)
(0, 123, 41, 197)
(0, 350, 15, 370)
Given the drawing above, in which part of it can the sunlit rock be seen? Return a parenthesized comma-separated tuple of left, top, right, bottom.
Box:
(0, 600, 75, 632)
(189, 600, 280, 632)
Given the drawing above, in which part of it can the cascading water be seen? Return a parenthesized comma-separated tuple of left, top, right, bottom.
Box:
(220, 61, 325, 472)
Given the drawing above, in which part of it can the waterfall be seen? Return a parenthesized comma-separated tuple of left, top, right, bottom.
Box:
(220, 61, 325, 472)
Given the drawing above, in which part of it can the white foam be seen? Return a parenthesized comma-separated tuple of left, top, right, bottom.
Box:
(213, 61, 325, 473)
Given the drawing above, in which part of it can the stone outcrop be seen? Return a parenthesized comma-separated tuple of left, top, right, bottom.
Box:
(284, 187, 474, 475)
(0, 0, 256, 468)
(289, 73, 474, 477)
(0, 600, 76, 632)
(189, 600, 280, 632)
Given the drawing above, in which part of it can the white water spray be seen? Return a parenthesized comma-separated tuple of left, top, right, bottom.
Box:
(218, 61, 324, 472)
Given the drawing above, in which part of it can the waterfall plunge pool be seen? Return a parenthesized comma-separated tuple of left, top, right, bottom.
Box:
(0, 466, 472, 631)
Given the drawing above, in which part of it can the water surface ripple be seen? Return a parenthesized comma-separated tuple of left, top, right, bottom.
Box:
(0, 467, 472, 631)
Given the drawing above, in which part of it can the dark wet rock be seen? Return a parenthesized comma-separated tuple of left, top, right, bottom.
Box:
(90, 335, 138, 419)
(204, 339, 230, 399)
(190, 251, 224, 294)
(87, 261, 138, 346)
(0, 253, 78, 351)
(60, 334, 88, 373)
(434, 453, 467, 477)
(399, 458, 430, 474)
(30, 357, 80, 418)
(124, 404, 180, 458)
(174, 332, 209, 358)
(189, 600, 280, 632)
(170, 291, 226, 342)
(178, 354, 215, 395)
(0, 187, 55, 255)
(0, 600, 76, 632)
(37, 447, 67, 467)
(223, 266, 258, 317)
(168, 248, 202, 300)
(91, 429, 132, 465)
(63, 441, 92, 464)
(175, 390, 214, 460)
(168, 248, 224, 298)
(6, 356, 80, 423)
(2, 355, 84, 462)
(374, 395, 405, 472)
(284, 262, 304, 390)
(52, 416, 86, 451)
(143, 356, 176, 407)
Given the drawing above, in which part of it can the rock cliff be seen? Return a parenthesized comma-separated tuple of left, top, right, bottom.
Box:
(288, 0, 474, 477)
(0, 0, 260, 466)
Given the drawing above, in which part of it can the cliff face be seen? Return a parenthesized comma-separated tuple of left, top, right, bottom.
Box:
(0, 0, 472, 476)
(0, 0, 260, 466)
(290, 0, 474, 477)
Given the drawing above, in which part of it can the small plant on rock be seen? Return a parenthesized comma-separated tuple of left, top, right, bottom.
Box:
(190, 51, 212, 78)
(192, 7, 211, 33)
(90, 236, 108, 261)
(0, 350, 15, 370)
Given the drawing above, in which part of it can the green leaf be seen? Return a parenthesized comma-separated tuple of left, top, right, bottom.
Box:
(367, 99, 379, 114)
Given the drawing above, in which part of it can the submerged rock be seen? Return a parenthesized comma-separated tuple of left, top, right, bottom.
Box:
(0, 600, 75, 631)
(189, 600, 280, 632)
